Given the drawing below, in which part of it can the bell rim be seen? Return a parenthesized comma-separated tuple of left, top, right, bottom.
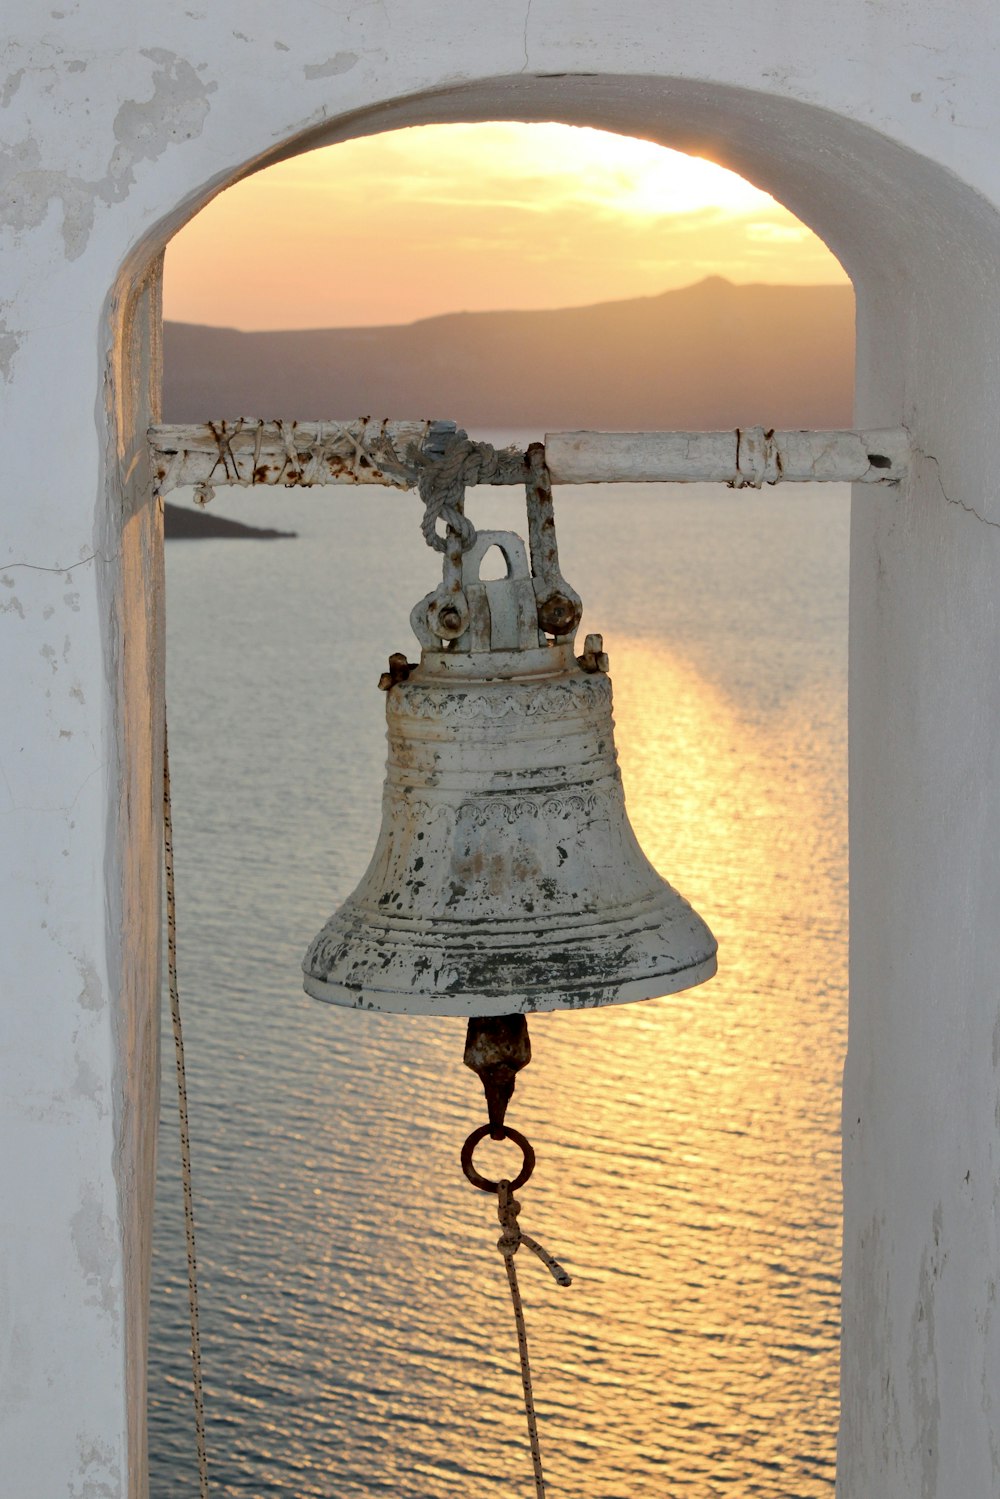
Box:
(302, 950, 718, 1016)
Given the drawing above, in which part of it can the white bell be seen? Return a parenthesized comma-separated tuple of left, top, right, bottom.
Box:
(303, 476, 717, 1017)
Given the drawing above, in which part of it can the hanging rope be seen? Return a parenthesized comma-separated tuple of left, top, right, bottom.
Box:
(407, 431, 528, 552)
(495, 1180, 571, 1499)
(463, 1117, 570, 1499)
(163, 717, 210, 1499)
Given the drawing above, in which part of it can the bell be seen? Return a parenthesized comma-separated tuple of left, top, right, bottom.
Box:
(303, 453, 717, 1018)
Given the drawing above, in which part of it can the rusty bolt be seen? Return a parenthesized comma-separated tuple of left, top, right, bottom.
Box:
(437, 605, 464, 634)
(537, 593, 582, 636)
(378, 652, 417, 691)
(577, 632, 610, 674)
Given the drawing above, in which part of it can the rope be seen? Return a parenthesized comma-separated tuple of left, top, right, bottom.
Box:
(496, 1180, 571, 1499)
(188, 417, 412, 505)
(163, 717, 210, 1499)
(407, 432, 527, 552)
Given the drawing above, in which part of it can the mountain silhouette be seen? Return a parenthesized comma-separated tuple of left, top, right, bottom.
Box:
(163, 278, 853, 431)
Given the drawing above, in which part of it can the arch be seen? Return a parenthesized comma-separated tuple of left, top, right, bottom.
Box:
(8, 41, 1000, 1496)
(113, 76, 1000, 1499)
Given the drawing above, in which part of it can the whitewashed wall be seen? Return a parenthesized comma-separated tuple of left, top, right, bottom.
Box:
(3, 5, 1000, 1495)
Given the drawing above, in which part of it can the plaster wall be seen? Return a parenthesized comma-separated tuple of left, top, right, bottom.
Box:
(3, 3, 1000, 1495)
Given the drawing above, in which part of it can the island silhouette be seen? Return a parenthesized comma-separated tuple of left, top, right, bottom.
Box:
(164, 277, 853, 431)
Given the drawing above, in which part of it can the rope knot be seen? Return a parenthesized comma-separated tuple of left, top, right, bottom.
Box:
(408, 433, 528, 553)
(497, 1179, 522, 1258)
(495, 1180, 572, 1287)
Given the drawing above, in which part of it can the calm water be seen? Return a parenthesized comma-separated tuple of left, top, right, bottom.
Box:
(151, 450, 849, 1497)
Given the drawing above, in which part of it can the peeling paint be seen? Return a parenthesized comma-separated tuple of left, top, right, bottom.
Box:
(304, 51, 359, 79)
(0, 154, 93, 259)
(0, 1322, 32, 1413)
(68, 1436, 118, 1499)
(0, 315, 22, 382)
(76, 957, 103, 1011)
(0, 50, 216, 258)
(73, 1055, 106, 1111)
(110, 49, 216, 173)
(1, 69, 24, 107)
(70, 1186, 118, 1322)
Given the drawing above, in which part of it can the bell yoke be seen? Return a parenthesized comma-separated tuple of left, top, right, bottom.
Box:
(303, 434, 716, 1139)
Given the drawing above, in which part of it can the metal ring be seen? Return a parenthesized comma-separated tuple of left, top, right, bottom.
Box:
(460, 1124, 535, 1193)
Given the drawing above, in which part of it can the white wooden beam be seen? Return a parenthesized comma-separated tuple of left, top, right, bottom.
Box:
(148, 420, 911, 497)
(148, 417, 456, 496)
(543, 426, 910, 486)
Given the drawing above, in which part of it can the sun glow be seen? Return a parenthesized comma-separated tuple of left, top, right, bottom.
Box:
(498, 124, 774, 217)
(164, 121, 847, 331)
(374, 123, 775, 219)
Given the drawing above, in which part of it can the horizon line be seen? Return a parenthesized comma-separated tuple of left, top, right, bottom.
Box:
(163, 274, 853, 337)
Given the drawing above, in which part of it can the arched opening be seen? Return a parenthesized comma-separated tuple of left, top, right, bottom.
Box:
(98, 72, 1000, 1499)
(149, 121, 852, 1494)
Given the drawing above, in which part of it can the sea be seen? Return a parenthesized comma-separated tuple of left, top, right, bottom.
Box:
(150, 439, 849, 1498)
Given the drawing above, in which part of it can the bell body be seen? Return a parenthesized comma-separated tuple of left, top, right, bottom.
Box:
(303, 640, 717, 1016)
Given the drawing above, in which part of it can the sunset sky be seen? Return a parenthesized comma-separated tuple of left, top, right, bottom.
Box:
(163, 122, 848, 331)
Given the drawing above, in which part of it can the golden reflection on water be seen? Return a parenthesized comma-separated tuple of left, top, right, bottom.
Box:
(512, 635, 847, 1494)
